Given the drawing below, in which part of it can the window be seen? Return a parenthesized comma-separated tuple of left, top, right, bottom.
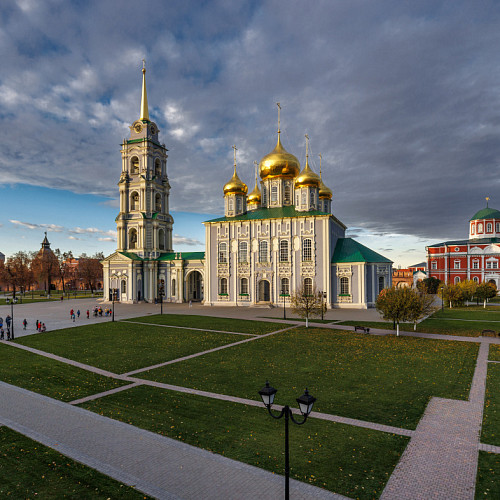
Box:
(455, 276, 460, 284)
(281, 277, 289, 296)
(455, 247, 460, 252)
(473, 260, 479, 269)
(301, 191, 306, 205)
(473, 276, 479, 283)
(155, 159, 161, 177)
(487, 223, 493, 233)
(284, 184, 291, 203)
(302, 239, 312, 261)
(471, 224, 475, 235)
(129, 228, 137, 249)
(304, 278, 313, 296)
(487, 261, 498, 269)
(155, 193, 162, 212)
(240, 277, 248, 295)
(228, 198, 234, 211)
(454, 261, 460, 269)
(296, 194, 299, 205)
(279, 240, 288, 262)
(310, 191, 315, 207)
(378, 276, 385, 294)
(172, 279, 176, 296)
(121, 280, 127, 294)
(131, 157, 139, 174)
(219, 277, 228, 294)
(431, 261, 437, 270)
(158, 229, 165, 250)
(262, 187, 267, 204)
(478, 223, 483, 233)
(271, 185, 278, 202)
(496, 223, 500, 233)
(237, 197, 242, 212)
(259, 240, 268, 263)
(340, 277, 349, 295)
(131, 192, 139, 210)
(238, 241, 248, 263)
(218, 242, 228, 263)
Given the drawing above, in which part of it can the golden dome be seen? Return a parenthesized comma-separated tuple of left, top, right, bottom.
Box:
(223, 167, 248, 196)
(295, 158, 320, 189)
(258, 134, 301, 180)
(247, 178, 261, 205)
(319, 176, 332, 199)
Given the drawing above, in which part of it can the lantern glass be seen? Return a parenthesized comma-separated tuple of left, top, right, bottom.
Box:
(258, 381, 277, 407)
(296, 388, 316, 416)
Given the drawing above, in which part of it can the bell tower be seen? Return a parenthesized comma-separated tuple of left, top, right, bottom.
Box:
(116, 62, 174, 258)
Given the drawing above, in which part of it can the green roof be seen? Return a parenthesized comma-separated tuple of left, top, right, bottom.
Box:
(118, 251, 144, 261)
(157, 252, 205, 261)
(470, 207, 500, 221)
(205, 206, 336, 224)
(332, 238, 392, 264)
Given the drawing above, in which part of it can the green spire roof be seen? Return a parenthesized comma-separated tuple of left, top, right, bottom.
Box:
(470, 207, 500, 221)
(332, 238, 392, 264)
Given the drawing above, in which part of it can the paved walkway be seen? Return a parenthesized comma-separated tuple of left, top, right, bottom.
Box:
(381, 342, 489, 500)
(0, 381, 346, 500)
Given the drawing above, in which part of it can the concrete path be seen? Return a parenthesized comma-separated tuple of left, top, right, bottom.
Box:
(0, 381, 346, 500)
(381, 342, 489, 500)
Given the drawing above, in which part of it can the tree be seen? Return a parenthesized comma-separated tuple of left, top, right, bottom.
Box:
(458, 279, 477, 306)
(290, 284, 323, 327)
(376, 286, 420, 336)
(419, 277, 442, 294)
(54, 249, 74, 293)
(407, 291, 437, 331)
(475, 282, 497, 308)
(0, 252, 33, 297)
(77, 253, 104, 294)
(31, 248, 59, 294)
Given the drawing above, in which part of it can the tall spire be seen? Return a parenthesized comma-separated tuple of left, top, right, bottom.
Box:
(276, 102, 281, 134)
(318, 153, 323, 177)
(140, 59, 149, 121)
(305, 133, 310, 164)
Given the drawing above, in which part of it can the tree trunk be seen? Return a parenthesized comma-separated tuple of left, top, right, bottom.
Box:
(484, 299, 487, 308)
(414, 321, 417, 331)
(305, 315, 309, 328)
(396, 322, 400, 337)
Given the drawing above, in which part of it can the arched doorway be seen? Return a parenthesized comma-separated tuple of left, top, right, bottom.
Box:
(258, 280, 270, 302)
(187, 271, 203, 301)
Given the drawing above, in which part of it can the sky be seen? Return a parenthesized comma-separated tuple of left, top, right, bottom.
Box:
(1, 0, 500, 266)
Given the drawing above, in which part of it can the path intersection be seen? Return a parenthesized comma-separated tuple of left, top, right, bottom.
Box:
(0, 300, 499, 499)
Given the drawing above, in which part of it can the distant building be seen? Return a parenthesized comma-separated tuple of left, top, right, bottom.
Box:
(0, 252, 5, 263)
(392, 262, 426, 288)
(427, 201, 500, 288)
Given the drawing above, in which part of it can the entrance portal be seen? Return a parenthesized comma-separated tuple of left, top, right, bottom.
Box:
(187, 271, 203, 301)
(258, 280, 271, 302)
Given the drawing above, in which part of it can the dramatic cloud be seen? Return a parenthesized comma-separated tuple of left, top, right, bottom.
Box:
(173, 234, 204, 246)
(1, 0, 500, 246)
(9, 220, 116, 240)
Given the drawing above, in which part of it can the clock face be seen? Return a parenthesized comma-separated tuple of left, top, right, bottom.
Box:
(134, 123, 143, 133)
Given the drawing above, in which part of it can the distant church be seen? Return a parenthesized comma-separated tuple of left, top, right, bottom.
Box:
(102, 67, 392, 308)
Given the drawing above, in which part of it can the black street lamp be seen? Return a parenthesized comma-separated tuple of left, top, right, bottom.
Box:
(159, 284, 165, 315)
(280, 293, 287, 320)
(6, 297, 17, 339)
(258, 381, 316, 500)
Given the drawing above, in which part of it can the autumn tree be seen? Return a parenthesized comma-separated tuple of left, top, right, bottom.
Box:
(419, 277, 442, 294)
(77, 253, 104, 294)
(376, 286, 421, 336)
(54, 249, 74, 293)
(0, 252, 33, 297)
(458, 279, 477, 306)
(290, 283, 323, 327)
(407, 291, 437, 330)
(31, 248, 59, 294)
(442, 284, 464, 308)
(475, 282, 497, 308)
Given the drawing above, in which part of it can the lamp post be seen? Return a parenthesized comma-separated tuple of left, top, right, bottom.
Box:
(112, 289, 117, 322)
(440, 286, 444, 312)
(159, 284, 165, 315)
(280, 293, 287, 320)
(6, 297, 17, 339)
(258, 381, 316, 500)
(321, 291, 327, 321)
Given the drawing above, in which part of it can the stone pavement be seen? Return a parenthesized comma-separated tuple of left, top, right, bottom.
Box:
(381, 342, 490, 500)
(0, 381, 346, 500)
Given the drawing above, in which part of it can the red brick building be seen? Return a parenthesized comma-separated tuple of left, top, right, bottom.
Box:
(392, 263, 427, 288)
(427, 205, 500, 287)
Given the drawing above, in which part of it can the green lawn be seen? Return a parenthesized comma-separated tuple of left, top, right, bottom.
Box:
(489, 344, 500, 361)
(125, 314, 286, 334)
(0, 427, 148, 499)
(481, 363, 500, 446)
(0, 343, 126, 402)
(80, 385, 409, 499)
(137, 327, 478, 429)
(15, 321, 244, 373)
(338, 320, 413, 330)
(476, 451, 500, 499)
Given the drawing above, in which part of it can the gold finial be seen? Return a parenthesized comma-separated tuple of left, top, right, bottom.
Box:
(318, 153, 322, 177)
(305, 134, 309, 162)
(486, 196, 490, 207)
(140, 59, 149, 121)
(276, 102, 281, 134)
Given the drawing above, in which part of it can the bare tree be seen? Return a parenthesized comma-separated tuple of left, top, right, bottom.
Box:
(32, 248, 59, 294)
(77, 253, 103, 294)
(290, 284, 323, 327)
(0, 252, 33, 297)
(54, 249, 75, 293)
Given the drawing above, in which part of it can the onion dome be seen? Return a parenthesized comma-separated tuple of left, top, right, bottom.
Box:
(318, 177, 333, 200)
(259, 134, 301, 180)
(470, 207, 500, 221)
(294, 157, 320, 189)
(247, 176, 261, 205)
(223, 167, 248, 196)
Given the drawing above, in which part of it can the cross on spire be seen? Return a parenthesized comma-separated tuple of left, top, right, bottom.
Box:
(276, 102, 281, 133)
(486, 196, 490, 207)
(232, 145, 238, 169)
(318, 153, 323, 176)
(305, 133, 309, 160)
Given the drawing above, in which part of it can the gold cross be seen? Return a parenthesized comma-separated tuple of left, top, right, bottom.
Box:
(305, 134, 309, 159)
(232, 145, 238, 167)
(318, 153, 322, 175)
(276, 102, 281, 132)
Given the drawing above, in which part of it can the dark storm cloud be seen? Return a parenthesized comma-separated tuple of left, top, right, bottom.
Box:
(1, 0, 500, 243)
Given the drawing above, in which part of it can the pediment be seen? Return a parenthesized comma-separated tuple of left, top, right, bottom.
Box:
(484, 244, 500, 254)
(101, 251, 137, 263)
(469, 246, 483, 254)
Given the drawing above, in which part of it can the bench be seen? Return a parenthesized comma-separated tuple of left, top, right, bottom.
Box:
(481, 329, 497, 337)
(354, 325, 370, 334)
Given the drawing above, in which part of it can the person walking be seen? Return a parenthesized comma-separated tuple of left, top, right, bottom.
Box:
(86, 310, 90, 319)
(77, 309, 80, 318)
(41, 323, 46, 332)
(0, 327, 4, 340)
(0, 317, 3, 330)
(23, 319, 27, 330)
(6, 328, 10, 341)
(70, 309, 74, 319)
(6, 315, 11, 329)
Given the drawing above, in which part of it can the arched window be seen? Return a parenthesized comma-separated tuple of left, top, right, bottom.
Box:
(259, 240, 268, 263)
(172, 279, 176, 296)
(228, 198, 234, 211)
(487, 223, 493, 233)
(240, 277, 248, 295)
(340, 277, 349, 295)
(238, 241, 248, 263)
(129, 228, 138, 249)
(302, 239, 312, 261)
(279, 240, 288, 262)
(130, 192, 139, 210)
(158, 229, 165, 250)
(121, 280, 127, 294)
(471, 224, 475, 235)
(454, 276, 461, 284)
(237, 197, 242, 212)
(218, 242, 228, 263)
(155, 193, 162, 212)
(473, 276, 479, 283)
(478, 223, 483, 233)
(281, 277, 289, 296)
(284, 184, 291, 203)
(219, 277, 228, 295)
(131, 157, 139, 174)
(310, 191, 315, 207)
(378, 276, 385, 294)
(155, 159, 161, 177)
(271, 185, 278, 202)
(304, 278, 313, 296)
(496, 223, 500, 233)
(301, 191, 306, 205)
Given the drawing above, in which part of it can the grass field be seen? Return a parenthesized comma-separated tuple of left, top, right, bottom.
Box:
(137, 327, 478, 429)
(80, 384, 409, 500)
(0, 427, 149, 499)
(15, 321, 245, 373)
(489, 344, 500, 361)
(481, 363, 500, 446)
(0, 342, 126, 402)
(475, 451, 500, 499)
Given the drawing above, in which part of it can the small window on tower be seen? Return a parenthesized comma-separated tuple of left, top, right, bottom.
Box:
(131, 157, 139, 174)
(478, 223, 483, 233)
(471, 224, 475, 235)
(487, 223, 493, 233)
(271, 186, 278, 202)
(284, 184, 291, 203)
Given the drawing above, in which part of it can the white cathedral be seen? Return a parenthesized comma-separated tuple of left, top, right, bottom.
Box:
(102, 67, 392, 308)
